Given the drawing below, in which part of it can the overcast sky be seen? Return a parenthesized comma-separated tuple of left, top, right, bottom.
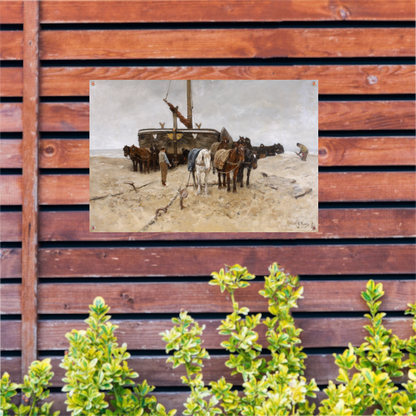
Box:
(90, 80, 318, 152)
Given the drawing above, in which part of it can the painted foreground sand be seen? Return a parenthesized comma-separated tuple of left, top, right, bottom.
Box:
(90, 153, 318, 233)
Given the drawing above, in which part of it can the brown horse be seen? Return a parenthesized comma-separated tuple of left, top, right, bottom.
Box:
(237, 147, 258, 188)
(123, 145, 139, 171)
(215, 144, 245, 193)
(130, 145, 151, 173)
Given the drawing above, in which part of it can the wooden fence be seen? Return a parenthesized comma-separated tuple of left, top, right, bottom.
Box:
(1, 1, 415, 413)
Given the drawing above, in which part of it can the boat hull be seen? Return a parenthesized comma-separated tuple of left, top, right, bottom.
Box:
(138, 128, 220, 153)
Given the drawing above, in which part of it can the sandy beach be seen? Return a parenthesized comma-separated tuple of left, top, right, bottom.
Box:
(89, 153, 318, 233)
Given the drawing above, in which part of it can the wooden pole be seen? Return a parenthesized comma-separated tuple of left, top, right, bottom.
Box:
(21, 0, 40, 380)
(186, 80, 193, 129)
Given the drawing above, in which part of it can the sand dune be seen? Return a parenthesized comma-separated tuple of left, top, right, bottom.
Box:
(90, 153, 318, 233)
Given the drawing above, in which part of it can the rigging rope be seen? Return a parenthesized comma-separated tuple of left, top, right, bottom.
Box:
(164, 80, 172, 101)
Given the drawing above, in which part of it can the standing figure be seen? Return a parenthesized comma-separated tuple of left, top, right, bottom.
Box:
(159, 147, 171, 186)
(296, 143, 308, 161)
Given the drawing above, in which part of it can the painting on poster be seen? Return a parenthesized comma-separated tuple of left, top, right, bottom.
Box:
(90, 80, 318, 233)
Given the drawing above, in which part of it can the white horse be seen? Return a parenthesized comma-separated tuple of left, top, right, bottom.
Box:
(192, 149, 211, 195)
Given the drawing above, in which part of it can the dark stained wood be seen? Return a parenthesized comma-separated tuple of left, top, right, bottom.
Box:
(2, 353, 408, 388)
(0, 212, 22, 242)
(36, 102, 416, 132)
(2, 317, 412, 350)
(1, 284, 21, 314)
(0, 139, 22, 168)
(39, 1, 416, 23)
(35, 280, 415, 314)
(1, 172, 414, 206)
(0, 67, 23, 96)
(38, 65, 416, 96)
(39, 103, 89, 132)
(319, 101, 415, 130)
(0, 1, 23, 24)
(21, 0, 40, 378)
(39, 29, 415, 60)
(0, 31, 23, 60)
(0, 175, 22, 205)
(0, 249, 21, 278)
(1, 208, 414, 242)
(1, 320, 21, 350)
(39, 139, 89, 168)
(1, 137, 411, 169)
(320, 172, 416, 202)
(0, 103, 23, 132)
(0, 357, 20, 381)
(319, 137, 416, 166)
(37, 245, 416, 278)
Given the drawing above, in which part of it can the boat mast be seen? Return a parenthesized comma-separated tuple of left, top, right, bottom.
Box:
(187, 80, 193, 129)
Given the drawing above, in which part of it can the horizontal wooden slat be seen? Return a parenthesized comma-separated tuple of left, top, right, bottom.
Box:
(0, 139, 22, 168)
(319, 172, 416, 202)
(1, 172, 415, 206)
(38, 245, 416, 277)
(0, 284, 21, 314)
(319, 101, 415, 130)
(319, 137, 416, 166)
(3, 138, 414, 169)
(0, 248, 21, 278)
(37, 65, 416, 96)
(3, 102, 415, 132)
(40, 1, 416, 23)
(0, 31, 23, 60)
(2, 208, 415, 242)
(0, 175, 22, 204)
(39, 139, 89, 168)
(35, 280, 416, 314)
(1, 321, 21, 349)
(39, 29, 415, 60)
(1, 353, 408, 388)
(0, 67, 22, 96)
(0, 1, 23, 24)
(1, 357, 20, 381)
(36, 208, 416, 240)
(0, 212, 22, 242)
(2, 317, 412, 350)
(0, 103, 22, 132)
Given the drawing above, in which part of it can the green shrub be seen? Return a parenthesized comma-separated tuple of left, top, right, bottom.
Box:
(161, 263, 318, 416)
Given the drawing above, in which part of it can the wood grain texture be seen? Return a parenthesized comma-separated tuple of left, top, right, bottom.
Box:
(38, 65, 416, 96)
(39, 0, 416, 23)
(319, 101, 415, 130)
(35, 280, 415, 314)
(319, 137, 416, 166)
(1, 209, 414, 242)
(37, 245, 416, 278)
(39, 139, 89, 168)
(2, 317, 412, 350)
(0, 139, 22, 168)
(1, 138, 411, 169)
(0, 175, 22, 205)
(1, 284, 21, 314)
(0, 212, 22, 242)
(0, 1, 23, 24)
(39, 28, 415, 60)
(0, 249, 21, 278)
(0, 31, 23, 60)
(4, 102, 414, 132)
(1, 321, 21, 350)
(0, 103, 22, 132)
(319, 172, 416, 202)
(2, 172, 414, 205)
(0, 67, 23, 96)
(21, 0, 40, 376)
